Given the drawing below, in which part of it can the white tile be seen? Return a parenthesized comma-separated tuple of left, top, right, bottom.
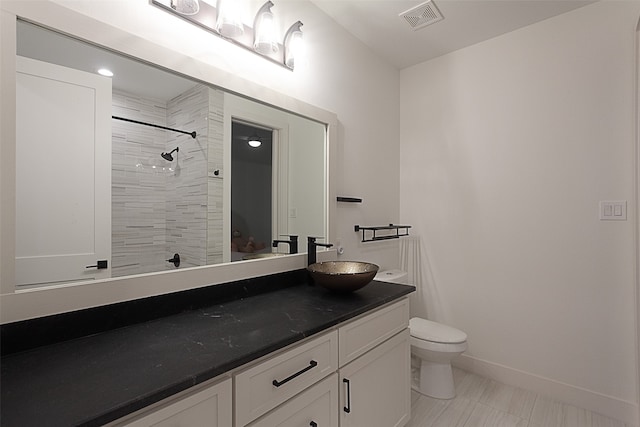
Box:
(454, 369, 491, 402)
(430, 396, 475, 427)
(410, 370, 626, 427)
(464, 402, 528, 427)
(406, 394, 450, 427)
(478, 379, 537, 419)
(591, 411, 626, 427)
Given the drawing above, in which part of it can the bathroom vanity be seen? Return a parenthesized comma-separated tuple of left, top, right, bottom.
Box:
(0, 270, 414, 427)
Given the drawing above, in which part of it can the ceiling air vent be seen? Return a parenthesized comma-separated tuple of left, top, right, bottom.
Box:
(399, 0, 444, 31)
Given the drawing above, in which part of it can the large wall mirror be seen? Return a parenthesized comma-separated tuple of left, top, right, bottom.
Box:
(14, 20, 326, 289)
(1, 4, 335, 315)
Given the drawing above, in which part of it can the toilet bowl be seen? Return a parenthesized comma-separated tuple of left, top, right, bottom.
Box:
(375, 270, 468, 400)
(409, 317, 467, 399)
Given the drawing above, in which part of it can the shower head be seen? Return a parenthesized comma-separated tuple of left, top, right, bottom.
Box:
(161, 147, 179, 161)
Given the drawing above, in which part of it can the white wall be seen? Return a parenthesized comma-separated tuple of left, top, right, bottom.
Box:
(400, 1, 639, 423)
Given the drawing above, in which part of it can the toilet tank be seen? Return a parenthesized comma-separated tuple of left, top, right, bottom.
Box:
(374, 270, 408, 284)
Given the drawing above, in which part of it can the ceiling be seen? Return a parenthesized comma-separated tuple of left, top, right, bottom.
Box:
(309, 0, 596, 69)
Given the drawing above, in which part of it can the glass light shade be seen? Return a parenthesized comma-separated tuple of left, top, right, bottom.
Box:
(248, 134, 262, 147)
(170, 0, 200, 15)
(284, 29, 303, 69)
(97, 68, 114, 77)
(216, 0, 244, 38)
(254, 11, 278, 55)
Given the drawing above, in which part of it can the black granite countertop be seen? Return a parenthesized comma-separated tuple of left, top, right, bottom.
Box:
(1, 277, 413, 427)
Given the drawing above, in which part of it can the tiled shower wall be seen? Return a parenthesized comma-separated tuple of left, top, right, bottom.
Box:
(166, 84, 209, 269)
(112, 90, 169, 277)
(111, 85, 224, 277)
(207, 89, 224, 265)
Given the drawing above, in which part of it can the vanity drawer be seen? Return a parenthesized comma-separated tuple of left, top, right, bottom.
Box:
(247, 373, 339, 427)
(235, 331, 338, 427)
(338, 298, 409, 366)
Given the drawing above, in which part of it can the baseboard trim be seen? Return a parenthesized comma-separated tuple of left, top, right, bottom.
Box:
(453, 354, 639, 427)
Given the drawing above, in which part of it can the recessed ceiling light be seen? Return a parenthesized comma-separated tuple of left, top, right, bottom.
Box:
(248, 134, 262, 148)
(97, 68, 114, 77)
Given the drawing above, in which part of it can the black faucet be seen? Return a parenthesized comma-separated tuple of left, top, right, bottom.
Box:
(272, 235, 298, 254)
(307, 236, 333, 266)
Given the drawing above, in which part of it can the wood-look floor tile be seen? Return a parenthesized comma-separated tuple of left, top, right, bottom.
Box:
(529, 395, 626, 427)
(429, 397, 475, 427)
(464, 402, 528, 427)
(591, 412, 626, 427)
(453, 369, 490, 401)
(405, 393, 451, 427)
(527, 395, 564, 427)
(478, 379, 537, 419)
(409, 369, 627, 427)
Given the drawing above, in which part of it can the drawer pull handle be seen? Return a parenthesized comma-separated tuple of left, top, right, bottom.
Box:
(343, 378, 351, 413)
(310, 422, 318, 427)
(272, 360, 318, 387)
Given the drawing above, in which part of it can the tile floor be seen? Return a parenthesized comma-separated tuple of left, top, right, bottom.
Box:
(406, 368, 627, 427)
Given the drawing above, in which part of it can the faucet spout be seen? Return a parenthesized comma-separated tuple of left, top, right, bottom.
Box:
(307, 236, 333, 266)
(272, 235, 298, 254)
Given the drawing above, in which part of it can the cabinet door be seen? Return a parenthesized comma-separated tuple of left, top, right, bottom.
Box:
(339, 329, 411, 427)
(120, 378, 232, 427)
(248, 374, 338, 427)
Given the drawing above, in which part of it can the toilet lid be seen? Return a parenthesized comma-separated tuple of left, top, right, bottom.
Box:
(410, 317, 467, 344)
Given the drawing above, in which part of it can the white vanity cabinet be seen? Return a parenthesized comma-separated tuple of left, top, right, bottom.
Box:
(111, 297, 410, 427)
(339, 330, 411, 427)
(241, 298, 411, 427)
(247, 374, 339, 427)
(116, 376, 232, 427)
(235, 331, 339, 427)
(338, 299, 411, 427)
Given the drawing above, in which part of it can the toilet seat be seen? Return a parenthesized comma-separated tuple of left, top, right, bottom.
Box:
(410, 317, 467, 344)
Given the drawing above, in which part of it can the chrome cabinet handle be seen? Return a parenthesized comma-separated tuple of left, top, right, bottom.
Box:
(272, 360, 318, 387)
(343, 378, 351, 413)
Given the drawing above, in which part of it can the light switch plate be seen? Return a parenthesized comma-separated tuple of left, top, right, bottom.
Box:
(599, 200, 627, 221)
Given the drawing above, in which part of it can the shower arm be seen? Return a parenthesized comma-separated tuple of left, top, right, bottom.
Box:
(112, 116, 196, 138)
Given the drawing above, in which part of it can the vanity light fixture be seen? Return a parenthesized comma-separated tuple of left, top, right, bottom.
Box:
(253, 1, 278, 55)
(152, 0, 304, 70)
(284, 21, 303, 69)
(170, 0, 200, 15)
(216, 0, 244, 38)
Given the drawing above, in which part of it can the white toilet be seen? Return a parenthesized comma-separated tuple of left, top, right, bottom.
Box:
(375, 270, 468, 399)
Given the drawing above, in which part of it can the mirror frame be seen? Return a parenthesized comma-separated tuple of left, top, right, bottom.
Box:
(0, 1, 337, 323)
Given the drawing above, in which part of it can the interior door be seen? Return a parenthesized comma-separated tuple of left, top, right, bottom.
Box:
(15, 56, 112, 288)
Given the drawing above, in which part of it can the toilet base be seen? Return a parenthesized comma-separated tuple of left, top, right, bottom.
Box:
(412, 355, 456, 399)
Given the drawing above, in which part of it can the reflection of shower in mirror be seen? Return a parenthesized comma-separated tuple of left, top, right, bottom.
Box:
(135, 157, 174, 174)
(161, 147, 179, 161)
